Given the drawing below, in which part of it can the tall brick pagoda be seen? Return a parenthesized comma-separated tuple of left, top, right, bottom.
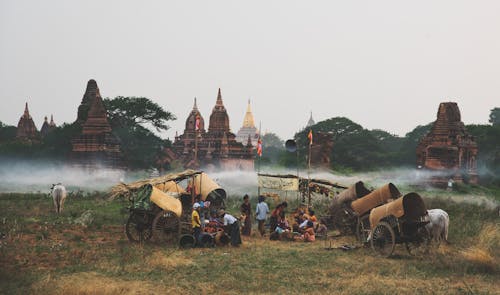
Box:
(71, 80, 122, 169)
(416, 102, 478, 184)
(16, 102, 39, 142)
(171, 89, 254, 170)
(236, 100, 259, 146)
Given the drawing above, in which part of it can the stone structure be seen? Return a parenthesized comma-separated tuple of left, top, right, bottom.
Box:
(416, 102, 478, 184)
(236, 100, 259, 146)
(40, 115, 56, 138)
(171, 89, 254, 170)
(306, 111, 315, 128)
(309, 131, 334, 169)
(16, 102, 39, 141)
(71, 80, 122, 169)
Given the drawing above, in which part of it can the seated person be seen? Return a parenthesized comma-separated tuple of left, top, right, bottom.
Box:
(315, 218, 328, 236)
(302, 221, 316, 242)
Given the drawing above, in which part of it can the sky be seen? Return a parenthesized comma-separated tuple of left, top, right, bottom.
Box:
(1, 1, 499, 141)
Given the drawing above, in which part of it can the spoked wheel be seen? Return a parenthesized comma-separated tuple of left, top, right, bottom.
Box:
(125, 211, 153, 243)
(406, 227, 431, 256)
(356, 214, 370, 244)
(371, 221, 396, 257)
(152, 210, 180, 245)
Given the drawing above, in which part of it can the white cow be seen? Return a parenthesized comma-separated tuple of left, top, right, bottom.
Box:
(51, 183, 67, 214)
(425, 209, 449, 245)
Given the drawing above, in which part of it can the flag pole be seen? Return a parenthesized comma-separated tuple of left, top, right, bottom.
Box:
(307, 130, 312, 207)
(257, 121, 262, 196)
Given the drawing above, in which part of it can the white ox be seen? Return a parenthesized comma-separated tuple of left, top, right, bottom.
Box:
(51, 184, 67, 214)
(425, 209, 449, 245)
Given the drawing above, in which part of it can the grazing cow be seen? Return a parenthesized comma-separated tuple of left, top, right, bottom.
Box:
(51, 183, 67, 214)
(425, 209, 449, 245)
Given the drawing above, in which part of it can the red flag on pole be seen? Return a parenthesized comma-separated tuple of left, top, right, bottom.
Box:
(257, 138, 262, 157)
(195, 114, 201, 131)
(307, 129, 313, 145)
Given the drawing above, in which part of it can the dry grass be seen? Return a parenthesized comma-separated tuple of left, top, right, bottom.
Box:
(31, 272, 176, 294)
(2, 193, 500, 295)
(461, 223, 499, 269)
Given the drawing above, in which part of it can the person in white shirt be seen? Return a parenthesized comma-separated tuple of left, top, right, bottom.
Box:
(219, 209, 242, 247)
(255, 196, 270, 237)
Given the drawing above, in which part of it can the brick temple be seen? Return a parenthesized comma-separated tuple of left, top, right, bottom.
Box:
(71, 80, 122, 169)
(309, 131, 334, 169)
(416, 102, 478, 184)
(16, 103, 40, 142)
(169, 89, 254, 170)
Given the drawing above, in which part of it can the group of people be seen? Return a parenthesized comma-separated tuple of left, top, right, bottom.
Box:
(239, 194, 325, 243)
(192, 200, 242, 247)
(191, 194, 326, 247)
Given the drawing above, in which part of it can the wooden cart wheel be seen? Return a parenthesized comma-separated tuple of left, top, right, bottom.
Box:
(125, 211, 153, 243)
(151, 210, 180, 245)
(356, 214, 370, 244)
(371, 221, 395, 257)
(406, 226, 431, 256)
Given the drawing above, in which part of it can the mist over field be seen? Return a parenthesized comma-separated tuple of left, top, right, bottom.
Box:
(0, 159, 497, 209)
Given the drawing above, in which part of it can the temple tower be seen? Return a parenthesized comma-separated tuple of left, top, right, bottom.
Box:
(71, 80, 122, 169)
(416, 102, 478, 185)
(16, 102, 39, 141)
(236, 99, 259, 145)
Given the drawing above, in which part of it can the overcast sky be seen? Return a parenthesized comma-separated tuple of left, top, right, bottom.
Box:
(1, 1, 499, 141)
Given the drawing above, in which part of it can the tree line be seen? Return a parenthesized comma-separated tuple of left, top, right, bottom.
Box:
(0, 99, 498, 186)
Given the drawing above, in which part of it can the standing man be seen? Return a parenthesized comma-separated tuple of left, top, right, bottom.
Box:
(192, 203, 201, 245)
(219, 209, 242, 247)
(255, 195, 269, 237)
(240, 194, 252, 236)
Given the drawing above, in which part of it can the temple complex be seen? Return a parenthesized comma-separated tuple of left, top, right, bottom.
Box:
(236, 100, 259, 146)
(40, 115, 56, 138)
(170, 89, 254, 170)
(71, 80, 123, 169)
(416, 102, 478, 184)
(16, 103, 39, 142)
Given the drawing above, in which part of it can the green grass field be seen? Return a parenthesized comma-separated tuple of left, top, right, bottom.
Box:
(0, 191, 498, 294)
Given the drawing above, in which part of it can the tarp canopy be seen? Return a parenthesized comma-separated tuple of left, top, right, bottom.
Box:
(258, 174, 299, 191)
(257, 173, 346, 192)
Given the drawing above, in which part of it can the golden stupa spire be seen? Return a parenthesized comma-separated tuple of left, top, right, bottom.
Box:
(242, 99, 255, 128)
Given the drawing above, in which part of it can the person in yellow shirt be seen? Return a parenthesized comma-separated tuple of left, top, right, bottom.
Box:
(192, 203, 201, 245)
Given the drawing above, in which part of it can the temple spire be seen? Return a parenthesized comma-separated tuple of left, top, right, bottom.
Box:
(24, 102, 30, 118)
(193, 97, 198, 111)
(216, 88, 223, 106)
(50, 115, 55, 126)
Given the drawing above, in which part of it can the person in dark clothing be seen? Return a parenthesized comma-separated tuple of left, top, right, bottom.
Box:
(219, 209, 242, 247)
(240, 194, 252, 236)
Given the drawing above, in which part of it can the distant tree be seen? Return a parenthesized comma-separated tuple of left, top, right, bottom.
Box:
(466, 124, 500, 186)
(489, 107, 500, 126)
(103, 96, 176, 132)
(257, 132, 285, 166)
(0, 121, 17, 143)
(262, 132, 284, 149)
(103, 96, 176, 169)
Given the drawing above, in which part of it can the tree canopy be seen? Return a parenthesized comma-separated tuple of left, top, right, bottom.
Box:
(103, 96, 176, 169)
(103, 96, 176, 132)
(489, 107, 500, 126)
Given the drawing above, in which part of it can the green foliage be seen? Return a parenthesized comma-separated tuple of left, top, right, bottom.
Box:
(489, 107, 500, 126)
(257, 133, 285, 166)
(103, 96, 176, 169)
(103, 96, 176, 132)
(466, 124, 500, 186)
(0, 121, 17, 143)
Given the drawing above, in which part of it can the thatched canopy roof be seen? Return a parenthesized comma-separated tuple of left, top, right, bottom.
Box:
(110, 169, 202, 199)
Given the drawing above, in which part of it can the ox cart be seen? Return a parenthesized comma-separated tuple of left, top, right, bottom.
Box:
(110, 170, 226, 247)
(368, 192, 430, 257)
(328, 182, 401, 242)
